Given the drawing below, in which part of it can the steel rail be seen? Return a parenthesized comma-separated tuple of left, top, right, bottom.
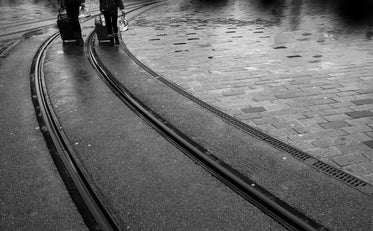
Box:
(30, 26, 120, 231)
(86, 24, 329, 231)
(28, 2, 170, 230)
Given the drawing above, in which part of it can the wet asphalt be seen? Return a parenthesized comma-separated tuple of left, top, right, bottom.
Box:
(0, 30, 87, 230)
(42, 21, 285, 229)
(1, 0, 373, 230)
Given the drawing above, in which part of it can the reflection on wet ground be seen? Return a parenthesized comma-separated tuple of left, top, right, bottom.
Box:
(175, 0, 373, 38)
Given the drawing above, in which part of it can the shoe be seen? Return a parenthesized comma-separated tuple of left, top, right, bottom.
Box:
(73, 32, 84, 46)
(114, 36, 120, 45)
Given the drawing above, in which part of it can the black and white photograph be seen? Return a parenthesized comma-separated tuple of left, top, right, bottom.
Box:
(1, 0, 373, 230)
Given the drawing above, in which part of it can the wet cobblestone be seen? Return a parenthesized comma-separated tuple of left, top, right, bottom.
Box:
(124, 0, 373, 182)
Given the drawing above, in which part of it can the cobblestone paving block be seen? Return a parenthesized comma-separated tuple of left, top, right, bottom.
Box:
(346, 110, 373, 118)
(360, 162, 373, 175)
(363, 140, 373, 149)
(307, 104, 333, 111)
(351, 104, 373, 111)
(264, 104, 292, 112)
(241, 106, 266, 113)
(277, 114, 306, 121)
(288, 130, 319, 140)
(351, 98, 373, 105)
(330, 101, 355, 108)
(344, 164, 372, 177)
(362, 151, 373, 161)
(313, 129, 345, 140)
(253, 116, 282, 125)
(322, 114, 350, 122)
(335, 96, 359, 102)
(357, 88, 373, 94)
(245, 101, 273, 108)
(310, 98, 337, 105)
(327, 107, 357, 115)
(268, 128, 298, 137)
(256, 124, 276, 132)
(346, 118, 373, 126)
(292, 126, 310, 134)
(307, 147, 342, 158)
(290, 101, 314, 107)
(342, 125, 372, 135)
(236, 112, 262, 120)
(299, 116, 327, 124)
(319, 120, 351, 129)
(338, 143, 372, 155)
(326, 134, 369, 146)
(333, 153, 370, 167)
(336, 91, 358, 97)
(272, 120, 303, 129)
(311, 140, 333, 148)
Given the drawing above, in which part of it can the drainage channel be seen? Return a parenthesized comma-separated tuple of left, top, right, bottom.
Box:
(87, 28, 329, 231)
(120, 35, 373, 198)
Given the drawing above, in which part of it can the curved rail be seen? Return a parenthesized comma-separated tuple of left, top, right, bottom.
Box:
(28, 1, 171, 230)
(30, 21, 120, 231)
(86, 21, 329, 231)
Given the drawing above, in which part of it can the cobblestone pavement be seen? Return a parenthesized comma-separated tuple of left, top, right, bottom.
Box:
(123, 0, 373, 183)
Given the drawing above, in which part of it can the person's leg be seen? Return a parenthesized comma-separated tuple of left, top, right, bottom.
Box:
(103, 11, 114, 45)
(103, 11, 113, 36)
(67, 4, 83, 45)
(111, 11, 120, 45)
(112, 11, 118, 34)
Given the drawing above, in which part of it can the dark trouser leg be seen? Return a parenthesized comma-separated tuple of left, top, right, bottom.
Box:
(103, 11, 113, 36)
(66, 4, 83, 45)
(112, 12, 118, 34)
(111, 12, 119, 45)
(103, 11, 114, 45)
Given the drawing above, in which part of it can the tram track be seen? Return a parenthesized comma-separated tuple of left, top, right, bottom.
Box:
(29, 0, 331, 230)
(29, 0, 371, 230)
(85, 8, 327, 231)
(30, 28, 120, 231)
(29, 1, 167, 230)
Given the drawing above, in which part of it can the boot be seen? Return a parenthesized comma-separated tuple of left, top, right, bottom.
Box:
(114, 35, 120, 45)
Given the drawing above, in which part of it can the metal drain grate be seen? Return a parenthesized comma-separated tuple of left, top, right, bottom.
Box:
(158, 73, 373, 196)
(312, 161, 371, 189)
(263, 137, 311, 161)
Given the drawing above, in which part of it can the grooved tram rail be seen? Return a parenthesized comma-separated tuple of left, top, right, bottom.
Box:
(87, 25, 328, 231)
